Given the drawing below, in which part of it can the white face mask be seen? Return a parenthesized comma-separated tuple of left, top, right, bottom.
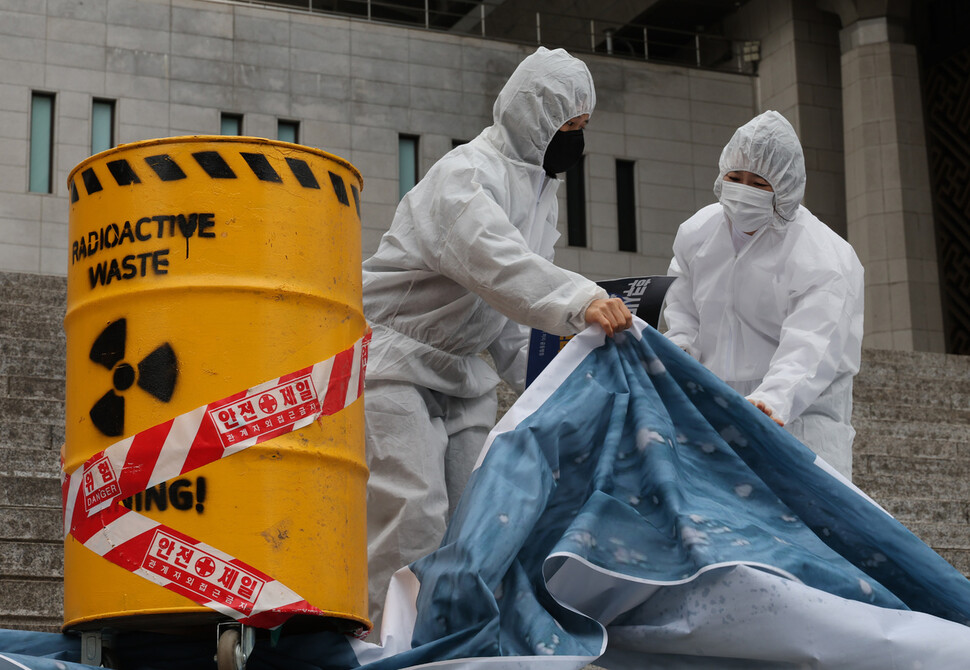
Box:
(719, 181, 775, 234)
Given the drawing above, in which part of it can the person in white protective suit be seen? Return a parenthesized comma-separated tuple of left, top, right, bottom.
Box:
(361, 46, 633, 633)
(662, 110, 864, 478)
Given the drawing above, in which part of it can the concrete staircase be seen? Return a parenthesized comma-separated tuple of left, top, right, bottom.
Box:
(851, 348, 970, 575)
(1, 269, 969, 635)
(0, 271, 66, 633)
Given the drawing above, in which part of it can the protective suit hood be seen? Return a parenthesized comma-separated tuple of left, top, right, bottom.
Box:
(363, 46, 606, 399)
(484, 47, 596, 167)
(713, 110, 806, 226)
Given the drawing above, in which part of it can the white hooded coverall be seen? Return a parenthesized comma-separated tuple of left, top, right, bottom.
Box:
(662, 111, 864, 478)
(362, 47, 607, 629)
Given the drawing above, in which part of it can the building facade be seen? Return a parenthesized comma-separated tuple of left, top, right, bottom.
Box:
(1, 0, 967, 353)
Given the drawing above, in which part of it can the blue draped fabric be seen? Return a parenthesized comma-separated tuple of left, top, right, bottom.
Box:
(5, 322, 970, 668)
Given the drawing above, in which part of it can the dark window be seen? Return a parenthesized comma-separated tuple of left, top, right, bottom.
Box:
(399, 134, 419, 200)
(92, 98, 115, 155)
(566, 157, 587, 247)
(221, 113, 242, 135)
(278, 119, 299, 143)
(616, 159, 637, 252)
(29, 92, 55, 193)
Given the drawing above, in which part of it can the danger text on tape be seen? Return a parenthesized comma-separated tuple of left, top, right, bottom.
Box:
(63, 332, 370, 629)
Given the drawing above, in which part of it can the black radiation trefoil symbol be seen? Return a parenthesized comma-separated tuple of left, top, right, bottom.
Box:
(89, 318, 178, 437)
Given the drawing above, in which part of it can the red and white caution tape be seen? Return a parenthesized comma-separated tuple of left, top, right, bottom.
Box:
(61, 332, 370, 629)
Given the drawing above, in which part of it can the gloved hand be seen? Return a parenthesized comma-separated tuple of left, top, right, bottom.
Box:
(585, 297, 633, 337)
(747, 397, 784, 426)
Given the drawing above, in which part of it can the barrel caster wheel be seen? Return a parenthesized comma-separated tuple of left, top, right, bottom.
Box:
(100, 648, 120, 669)
(215, 624, 254, 670)
(80, 629, 118, 668)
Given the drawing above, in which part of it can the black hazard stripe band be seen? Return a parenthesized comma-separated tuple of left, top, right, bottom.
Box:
(71, 150, 361, 216)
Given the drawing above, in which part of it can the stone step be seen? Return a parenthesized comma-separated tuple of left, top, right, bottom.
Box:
(0, 337, 66, 362)
(852, 402, 970, 425)
(0, 578, 62, 629)
(0, 272, 67, 310)
(0, 397, 65, 427)
(0, 541, 63, 579)
(878, 498, 970, 525)
(0, 353, 65, 379)
(0, 616, 61, 634)
(1, 375, 65, 402)
(0, 270, 67, 291)
(854, 369, 970, 391)
(0, 445, 61, 477)
(904, 523, 970, 550)
(854, 452, 970, 481)
(0, 279, 65, 305)
(0, 420, 64, 453)
(0, 304, 66, 338)
(0, 506, 62, 541)
(854, 361, 970, 385)
(852, 434, 970, 460)
(853, 378, 970, 409)
(858, 454, 970, 481)
(855, 473, 970, 503)
(0, 475, 62, 507)
(859, 348, 970, 382)
(851, 417, 970, 444)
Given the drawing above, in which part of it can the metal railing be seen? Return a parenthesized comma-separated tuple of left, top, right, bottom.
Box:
(229, 0, 759, 74)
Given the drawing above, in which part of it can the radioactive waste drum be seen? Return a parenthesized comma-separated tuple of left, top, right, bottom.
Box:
(62, 136, 370, 635)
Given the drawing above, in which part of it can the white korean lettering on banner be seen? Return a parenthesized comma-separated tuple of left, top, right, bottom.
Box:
(621, 278, 651, 306)
(82, 455, 122, 510)
(142, 529, 265, 614)
(208, 374, 319, 447)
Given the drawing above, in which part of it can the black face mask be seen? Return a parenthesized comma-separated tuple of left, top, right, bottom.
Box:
(542, 129, 585, 177)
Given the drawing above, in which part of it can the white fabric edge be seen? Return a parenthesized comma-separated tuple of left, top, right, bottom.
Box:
(0, 653, 33, 670)
(812, 454, 894, 517)
(543, 551, 800, 626)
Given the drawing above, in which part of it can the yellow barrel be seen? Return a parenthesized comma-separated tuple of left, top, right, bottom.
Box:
(63, 136, 368, 633)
